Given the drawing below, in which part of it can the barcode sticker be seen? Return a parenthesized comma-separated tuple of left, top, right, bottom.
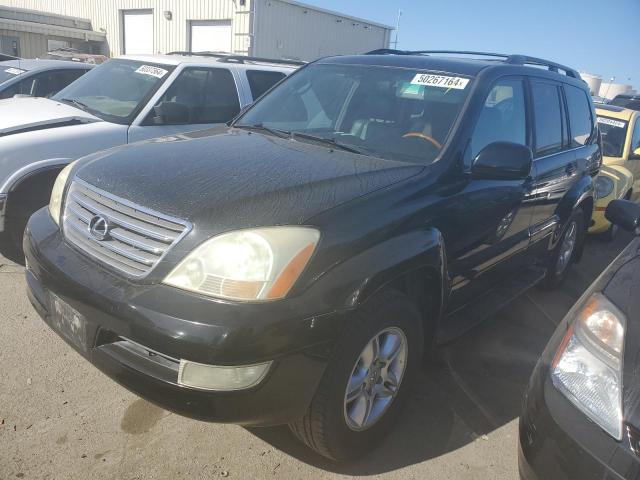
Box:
(597, 117, 626, 129)
(135, 65, 168, 79)
(411, 73, 469, 90)
(4, 68, 25, 75)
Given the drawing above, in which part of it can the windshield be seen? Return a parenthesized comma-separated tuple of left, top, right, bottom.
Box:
(0, 66, 26, 84)
(53, 59, 175, 124)
(597, 116, 628, 157)
(236, 63, 472, 165)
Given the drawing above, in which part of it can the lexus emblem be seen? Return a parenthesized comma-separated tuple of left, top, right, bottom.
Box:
(88, 215, 111, 241)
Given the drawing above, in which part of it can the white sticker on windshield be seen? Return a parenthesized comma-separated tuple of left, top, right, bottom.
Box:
(135, 65, 168, 79)
(4, 67, 26, 75)
(411, 73, 469, 90)
(597, 117, 626, 129)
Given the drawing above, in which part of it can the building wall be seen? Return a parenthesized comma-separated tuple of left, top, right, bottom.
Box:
(0, 0, 252, 56)
(253, 0, 390, 60)
(0, 27, 43, 56)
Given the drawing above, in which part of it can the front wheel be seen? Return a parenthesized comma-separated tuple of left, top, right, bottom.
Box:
(542, 208, 584, 289)
(289, 289, 424, 461)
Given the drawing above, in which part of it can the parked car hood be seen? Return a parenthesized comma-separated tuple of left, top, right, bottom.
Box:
(0, 96, 100, 135)
(77, 128, 423, 231)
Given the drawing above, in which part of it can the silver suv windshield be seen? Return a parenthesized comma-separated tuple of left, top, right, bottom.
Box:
(236, 63, 472, 165)
(53, 59, 175, 125)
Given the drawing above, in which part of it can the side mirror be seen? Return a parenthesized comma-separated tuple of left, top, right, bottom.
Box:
(153, 101, 189, 125)
(472, 142, 533, 180)
(605, 199, 640, 235)
(631, 147, 640, 160)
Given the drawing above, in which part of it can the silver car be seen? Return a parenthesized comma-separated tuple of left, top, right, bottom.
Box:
(0, 59, 92, 99)
(0, 53, 299, 260)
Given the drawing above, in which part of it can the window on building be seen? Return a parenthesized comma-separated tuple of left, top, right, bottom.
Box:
(470, 79, 527, 159)
(564, 85, 593, 147)
(246, 70, 286, 100)
(149, 67, 240, 125)
(532, 82, 563, 157)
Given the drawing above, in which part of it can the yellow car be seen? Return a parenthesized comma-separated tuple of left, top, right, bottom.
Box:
(589, 105, 640, 238)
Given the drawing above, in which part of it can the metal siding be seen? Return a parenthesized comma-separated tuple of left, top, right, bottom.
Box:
(253, 0, 390, 60)
(0, 28, 44, 57)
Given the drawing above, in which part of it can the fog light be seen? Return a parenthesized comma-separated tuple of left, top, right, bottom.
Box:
(177, 359, 272, 391)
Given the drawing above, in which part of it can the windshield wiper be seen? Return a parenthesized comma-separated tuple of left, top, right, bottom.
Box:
(234, 123, 290, 138)
(290, 131, 364, 155)
(59, 98, 90, 112)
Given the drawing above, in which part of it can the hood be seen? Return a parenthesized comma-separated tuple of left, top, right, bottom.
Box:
(0, 97, 100, 136)
(77, 128, 423, 231)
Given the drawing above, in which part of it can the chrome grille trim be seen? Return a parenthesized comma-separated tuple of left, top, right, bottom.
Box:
(62, 178, 191, 277)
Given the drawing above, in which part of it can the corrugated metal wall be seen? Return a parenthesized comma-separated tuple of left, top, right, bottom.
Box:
(0, 0, 391, 60)
(0, 27, 44, 57)
(0, 0, 252, 56)
(253, 0, 390, 60)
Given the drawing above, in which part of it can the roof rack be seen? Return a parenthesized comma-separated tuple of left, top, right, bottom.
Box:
(167, 51, 306, 66)
(365, 49, 581, 79)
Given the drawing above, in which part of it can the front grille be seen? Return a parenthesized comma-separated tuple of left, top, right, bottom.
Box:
(62, 179, 189, 277)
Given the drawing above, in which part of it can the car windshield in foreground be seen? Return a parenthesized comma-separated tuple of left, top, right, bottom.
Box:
(0, 66, 26, 84)
(235, 63, 472, 165)
(597, 116, 628, 157)
(53, 59, 174, 124)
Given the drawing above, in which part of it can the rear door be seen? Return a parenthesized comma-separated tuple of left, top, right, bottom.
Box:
(128, 66, 242, 142)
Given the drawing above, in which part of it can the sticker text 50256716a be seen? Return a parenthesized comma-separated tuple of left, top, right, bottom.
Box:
(411, 73, 470, 90)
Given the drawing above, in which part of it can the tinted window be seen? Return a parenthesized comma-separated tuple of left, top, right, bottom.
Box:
(631, 118, 640, 155)
(0, 77, 34, 99)
(150, 67, 240, 125)
(597, 116, 628, 157)
(565, 85, 593, 147)
(610, 96, 640, 110)
(470, 79, 527, 159)
(32, 70, 87, 97)
(238, 64, 472, 165)
(532, 82, 563, 157)
(247, 70, 286, 100)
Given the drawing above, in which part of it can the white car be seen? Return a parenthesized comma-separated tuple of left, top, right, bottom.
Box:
(0, 53, 300, 260)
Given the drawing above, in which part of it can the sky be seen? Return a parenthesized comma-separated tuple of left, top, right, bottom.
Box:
(302, 0, 640, 91)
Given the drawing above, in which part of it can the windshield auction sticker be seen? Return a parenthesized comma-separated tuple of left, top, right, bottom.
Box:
(411, 73, 469, 90)
(135, 65, 169, 79)
(597, 117, 626, 129)
(4, 68, 26, 75)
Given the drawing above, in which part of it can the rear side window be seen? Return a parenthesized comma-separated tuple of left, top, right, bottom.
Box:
(531, 82, 563, 157)
(470, 79, 527, 159)
(149, 67, 240, 125)
(0, 77, 34, 99)
(247, 70, 286, 100)
(564, 85, 593, 147)
(32, 70, 88, 98)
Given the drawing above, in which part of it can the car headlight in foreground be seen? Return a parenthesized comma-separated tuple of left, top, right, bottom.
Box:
(594, 176, 615, 200)
(48, 161, 77, 226)
(551, 292, 626, 440)
(164, 226, 320, 301)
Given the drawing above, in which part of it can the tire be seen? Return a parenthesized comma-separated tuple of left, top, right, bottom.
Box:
(0, 213, 28, 264)
(289, 289, 424, 461)
(542, 208, 584, 289)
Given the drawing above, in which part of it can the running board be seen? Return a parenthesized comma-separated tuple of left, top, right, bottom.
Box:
(436, 265, 546, 344)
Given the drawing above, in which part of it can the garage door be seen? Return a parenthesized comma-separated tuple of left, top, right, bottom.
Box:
(190, 20, 232, 53)
(123, 10, 153, 55)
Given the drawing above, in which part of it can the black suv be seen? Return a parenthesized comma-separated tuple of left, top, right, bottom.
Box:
(23, 50, 600, 460)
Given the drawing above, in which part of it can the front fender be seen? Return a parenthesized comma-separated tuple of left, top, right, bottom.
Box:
(555, 174, 594, 225)
(0, 158, 72, 194)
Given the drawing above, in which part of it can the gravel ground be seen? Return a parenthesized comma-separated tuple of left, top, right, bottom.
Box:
(0, 233, 631, 480)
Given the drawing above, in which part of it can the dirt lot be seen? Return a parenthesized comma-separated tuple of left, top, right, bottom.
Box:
(0, 233, 632, 480)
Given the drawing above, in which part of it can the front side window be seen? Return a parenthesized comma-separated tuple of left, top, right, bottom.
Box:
(532, 82, 563, 157)
(565, 85, 593, 147)
(470, 78, 527, 159)
(53, 59, 174, 124)
(597, 116, 628, 157)
(246, 70, 286, 100)
(630, 118, 640, 155)
(236, 63, 472, 165)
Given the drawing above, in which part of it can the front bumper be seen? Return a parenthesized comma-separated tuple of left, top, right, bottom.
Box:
(24, 207, 346, 426)
(519, 335, 639, 479)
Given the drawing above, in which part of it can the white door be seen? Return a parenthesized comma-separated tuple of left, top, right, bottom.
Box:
(123, 10, 153, 54)
(190, 21, 232, 53)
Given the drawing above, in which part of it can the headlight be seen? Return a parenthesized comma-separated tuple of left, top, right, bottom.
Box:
(551, 292, 626, 440)
(48, 161, 77, 226)
(595, 176, 614, 200)
(164, 226, 320, 301)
